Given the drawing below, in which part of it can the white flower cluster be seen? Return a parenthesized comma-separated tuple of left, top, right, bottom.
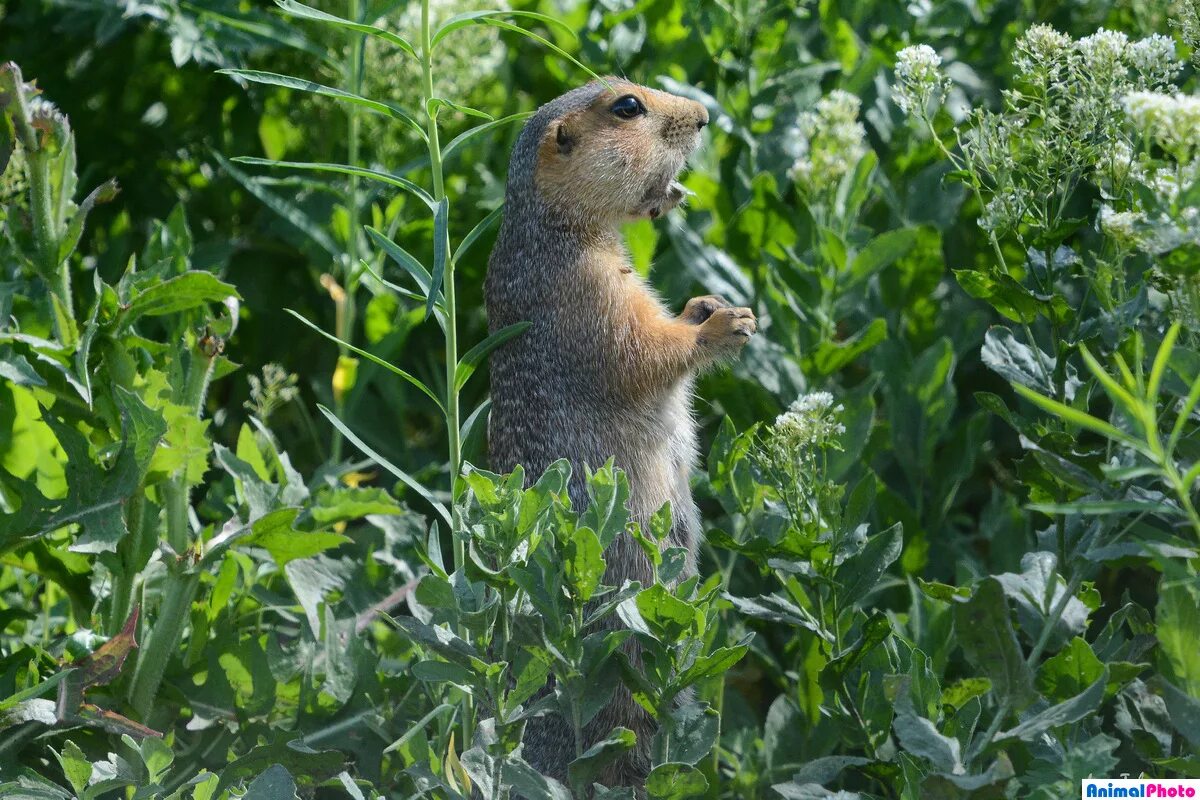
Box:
(790, 90, 869, 195)
(1010, 25, 1177, 88)
(1124, 91, 1200, 163)
(1129, 35, 1179, 87)
(893, 44, 950, 116)
(772, 391, 847, 453)
(1078, 28, 1129, 73)
(1013, 24, 1073, 76)
(1097, 205, 1146, 248)
(1174, 0, 1200, 66)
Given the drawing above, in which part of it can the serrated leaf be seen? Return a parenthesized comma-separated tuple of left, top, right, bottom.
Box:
(121, 272, 240, 324)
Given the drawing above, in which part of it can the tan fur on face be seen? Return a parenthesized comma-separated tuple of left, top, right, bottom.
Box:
(533, 80, 709, 224)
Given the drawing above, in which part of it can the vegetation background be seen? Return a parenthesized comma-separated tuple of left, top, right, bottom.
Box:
(1, 0, 1199, 797)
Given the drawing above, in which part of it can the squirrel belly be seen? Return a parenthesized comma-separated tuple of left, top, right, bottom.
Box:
(488, 237, 703, 581)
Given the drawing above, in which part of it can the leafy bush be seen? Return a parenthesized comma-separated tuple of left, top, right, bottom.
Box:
(1, 0, 1198, 798)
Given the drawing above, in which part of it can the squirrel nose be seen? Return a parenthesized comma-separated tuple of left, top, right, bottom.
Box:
(696, 107, 710, 130)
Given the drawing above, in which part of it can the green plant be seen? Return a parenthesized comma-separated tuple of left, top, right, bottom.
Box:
(3, 2, 1200, 798)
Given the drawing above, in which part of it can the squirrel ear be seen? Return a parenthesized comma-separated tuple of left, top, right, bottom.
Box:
(555, 121, 575, 155)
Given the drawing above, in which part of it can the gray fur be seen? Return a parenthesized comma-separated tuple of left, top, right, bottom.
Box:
(486, 81, 705, 792)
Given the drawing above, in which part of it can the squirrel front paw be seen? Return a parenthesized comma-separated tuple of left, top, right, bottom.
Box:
(697, 306, 756, 357)
(680, 294, 731, 325)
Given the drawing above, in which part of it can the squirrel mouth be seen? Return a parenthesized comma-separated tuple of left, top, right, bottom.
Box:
(645, 180, 692, 220)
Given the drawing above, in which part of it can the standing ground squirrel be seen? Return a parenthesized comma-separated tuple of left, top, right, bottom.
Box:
(485, 79, 756, 789)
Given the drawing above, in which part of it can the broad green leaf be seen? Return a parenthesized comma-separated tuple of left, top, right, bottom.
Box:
(995, 670, 1107, 742)
(678, 637, 753, 685)
(812, 318, 887, 375)
(954, 578, 1035, 710)
(52, 741, 91, 797)
(1036, 637, 1103, 702)
(1155, 677, 1200, 749)
(892, 691, 963, 774)
(455, 322, 531, 391)
(243, 508, 349, 566)
(646, 763, 708, 799)
(1156, 576, 1200, 696)
(724, 593, 830, 639)
(953, 269, 1040, 323)
(848, 227, 918, 284)
(981, 326, 1077, 400)
(387, 616, 486, 673)
(0, 352, 46, 387)
(941, 678, 992, 710)
(657, 702, 719, 766)
(567, 728, 636, 796)
(306, 486, 402, 526)
(580, 466, 631, 548)
(503, 757, 573, 800)
(836, 523, 902, 604)
(412, 660, 473, 687)
(121, 272, 240, 325)
(564, 525, 605, 603)
(633, 584, 698, 642)
(242, 764, 300, 800)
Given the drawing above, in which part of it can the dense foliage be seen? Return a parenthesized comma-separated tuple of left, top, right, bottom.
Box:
(1, 0, 1199, 797)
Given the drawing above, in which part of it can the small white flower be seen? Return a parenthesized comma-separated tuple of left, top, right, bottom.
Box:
(1098, 205, 1145, 247)
(1078, 28, 1129, 72)
(790, 90, 869, 194)
(1128, 34, 1178, 87)
(772, 392, 847, 452)
(1014, 24, 1073, 77)
(893, 44, 950, 116)
(1124, 91, 1200, 162)
(791, 391, 835, 413)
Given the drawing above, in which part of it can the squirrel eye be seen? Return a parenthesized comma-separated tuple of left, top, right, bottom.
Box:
(611, 95, 646, 119)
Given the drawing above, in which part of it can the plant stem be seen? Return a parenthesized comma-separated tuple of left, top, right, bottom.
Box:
(128, 569, 200, 718)
(331, 0, 366, 464)
(127, 345, 216, 718)
(108, 489, 145, 636)
(419, 0, 470, 750)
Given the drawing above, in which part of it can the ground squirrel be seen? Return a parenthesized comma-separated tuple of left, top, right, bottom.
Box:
(485, 79, 757, 789)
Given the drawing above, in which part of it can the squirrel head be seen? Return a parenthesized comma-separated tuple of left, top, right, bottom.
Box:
(511, 79, 709, 228)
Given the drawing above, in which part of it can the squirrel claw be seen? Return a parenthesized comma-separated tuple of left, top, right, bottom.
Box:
(680, 294, 731, 325)
(697, 306, 757, 355)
